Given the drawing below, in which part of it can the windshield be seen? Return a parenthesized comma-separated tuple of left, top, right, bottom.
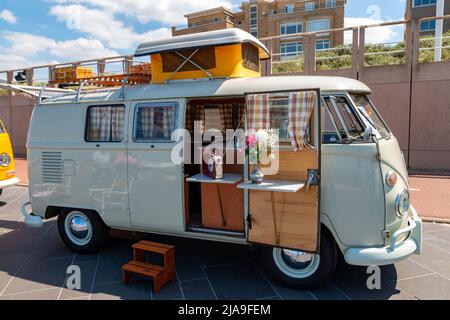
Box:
(0, 119, 5, 134)
(351, 94, 391, 139)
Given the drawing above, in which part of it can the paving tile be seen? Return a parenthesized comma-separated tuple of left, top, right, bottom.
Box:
(153, 276, 184, 300)
(181, 279, 216, 300)
(0, 252, 28, 294)
(310, 283, 350, 300)
(0, 288, 61, 300)
(397, 274, 450, 300)
(59, 260, 98, 300)
(384, 259, 433, 282)
(27, 225, 75, 261)
(422, 222, 450, 233)
(331, 262, 399, 300)
(91, 281, 151, 300)
(195, 242, 250, 267)
(2, 257, 73, 295)
(408, 243, 450, 279)
(204, 262, 275, 300)
(175, 247, 205, 282)
(92, 249, 132, 286)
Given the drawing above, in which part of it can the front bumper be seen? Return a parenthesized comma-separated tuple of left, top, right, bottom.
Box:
(0, 176, 20, 189)
(344, 206, 422, 266)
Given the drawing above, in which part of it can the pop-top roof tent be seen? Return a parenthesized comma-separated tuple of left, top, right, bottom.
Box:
(135, 28, 271, 84)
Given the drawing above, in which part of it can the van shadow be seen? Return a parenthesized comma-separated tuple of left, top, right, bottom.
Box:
(0, 219, 400, 300)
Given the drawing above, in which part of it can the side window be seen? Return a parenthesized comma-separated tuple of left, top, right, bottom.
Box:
(133, 103, 178, 142)
(85, 105, 125, 142)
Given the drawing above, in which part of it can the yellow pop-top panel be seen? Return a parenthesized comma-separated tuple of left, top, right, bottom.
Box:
(150, 44, 261, 84)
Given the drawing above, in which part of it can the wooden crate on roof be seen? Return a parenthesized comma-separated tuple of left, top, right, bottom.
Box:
(130, 63, 151, 76)
(54, 66, 93, 82)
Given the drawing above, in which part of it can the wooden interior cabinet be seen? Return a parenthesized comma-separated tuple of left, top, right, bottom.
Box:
(201, 183, 244, 232)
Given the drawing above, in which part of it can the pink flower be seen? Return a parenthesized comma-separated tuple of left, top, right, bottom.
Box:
(246, 134, 258, 148)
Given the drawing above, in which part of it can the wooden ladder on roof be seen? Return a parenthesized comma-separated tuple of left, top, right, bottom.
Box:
(122, 240, 176, 293)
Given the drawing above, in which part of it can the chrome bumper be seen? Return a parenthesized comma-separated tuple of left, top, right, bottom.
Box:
(21, 202, 44, 228)
(344, 206, 422, 266)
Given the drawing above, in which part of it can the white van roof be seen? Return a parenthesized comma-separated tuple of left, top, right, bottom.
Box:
(41, 76, 372, 104)
(135, 28, 271, 60)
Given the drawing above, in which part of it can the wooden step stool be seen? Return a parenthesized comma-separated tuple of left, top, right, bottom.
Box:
(122, 240, 175, 293)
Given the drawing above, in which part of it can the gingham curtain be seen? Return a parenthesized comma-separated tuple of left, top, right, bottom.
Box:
(111, 107, 124, 142)
(247, 94, 270, 131)
(219, 104, 234, 130)
(163, 107, 175, 139)
(288, 91, 317, 151)
(87, 106, 111, 141)
(139, 107, 155, 139)
(194, 105, 205, 133)
(236, 104, 245, 129)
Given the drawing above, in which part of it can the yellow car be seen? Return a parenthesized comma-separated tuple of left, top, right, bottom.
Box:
(0, 119, 19, 195)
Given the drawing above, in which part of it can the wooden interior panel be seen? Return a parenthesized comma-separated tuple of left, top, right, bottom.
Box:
(249, 150, 319, 252)
(201, 183, 244, 232)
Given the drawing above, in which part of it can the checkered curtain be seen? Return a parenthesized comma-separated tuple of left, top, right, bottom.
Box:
(163, 106, 175, 139)
(236, 104, 245, 129)
(186, 105, 192, 133)
(139, 107, 155, 139)
(194, 105, 205, 133)
(219, 104, 234, 131)
(288, 91, 317, 151)
(87, 106, 111, 141)
(247, 94, 270, 131)
(111, 107, 124, 142)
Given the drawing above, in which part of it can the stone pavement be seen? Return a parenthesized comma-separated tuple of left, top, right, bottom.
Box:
(1, 186, 450, 300)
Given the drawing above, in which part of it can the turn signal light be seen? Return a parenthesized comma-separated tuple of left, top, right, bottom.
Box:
(386, 171, 398, 187)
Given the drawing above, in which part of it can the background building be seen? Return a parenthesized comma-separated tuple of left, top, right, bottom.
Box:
(172, 0, 347, 57)
(405, 0, 449, 33)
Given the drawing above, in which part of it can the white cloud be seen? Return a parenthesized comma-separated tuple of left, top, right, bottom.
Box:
(0, 10, 17, 24)
(0, 31, 118, 70)
(344, 17, 403, 44)
(50, 0, 237, 25)
(49, 4, 172, 50)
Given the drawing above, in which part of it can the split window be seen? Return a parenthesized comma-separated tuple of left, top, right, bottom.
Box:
(85, 105, 125, 143)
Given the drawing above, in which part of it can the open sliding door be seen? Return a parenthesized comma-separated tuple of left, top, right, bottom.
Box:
(243, 89, 321, 253)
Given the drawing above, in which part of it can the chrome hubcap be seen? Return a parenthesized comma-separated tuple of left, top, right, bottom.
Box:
(273, 248, 320, 279)
(64, 211, 92, 246)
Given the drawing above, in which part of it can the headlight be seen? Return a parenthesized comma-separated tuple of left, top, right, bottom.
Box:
(395, 190, 410, 218)
(0, 153, 10, 167)
(386, 171, 398, 187)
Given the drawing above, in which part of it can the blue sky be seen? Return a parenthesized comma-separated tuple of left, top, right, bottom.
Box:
(0, 0, 408, 71)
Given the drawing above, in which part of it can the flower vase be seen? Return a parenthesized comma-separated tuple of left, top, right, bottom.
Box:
(250, 165, 264, 184)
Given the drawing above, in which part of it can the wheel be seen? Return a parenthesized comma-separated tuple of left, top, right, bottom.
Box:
(260, 230, 337, 290)
(57, 209, 109, 254)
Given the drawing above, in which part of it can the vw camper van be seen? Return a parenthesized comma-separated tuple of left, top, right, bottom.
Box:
(0, 118, 19, 195)
(21, 29, 422, 289)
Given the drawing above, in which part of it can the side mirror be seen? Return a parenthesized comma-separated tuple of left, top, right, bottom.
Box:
(363, 126, 373, 143)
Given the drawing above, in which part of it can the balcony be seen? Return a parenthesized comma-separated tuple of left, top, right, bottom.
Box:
(268, 0, 345, 17)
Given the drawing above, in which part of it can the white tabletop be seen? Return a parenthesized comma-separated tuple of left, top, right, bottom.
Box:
(237, 180, 305, 193)
(186, 173, 243, 185)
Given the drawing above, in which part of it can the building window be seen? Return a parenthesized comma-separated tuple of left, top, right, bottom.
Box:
(133, 103, 178, 142)
(85, 105, 125, 143)
(305, 2, 315, 12)
(420, 20, 436, 32)
(316, 39, 330, 51)
(325, 0, 336, 9)
(306, 17, 331, 32)
(413, 0, 437, 7)
(250, 5, 258, 37)
(280, 21, 302, 35)
(285, 4, 294, 13)
(280, 42, 303, 58)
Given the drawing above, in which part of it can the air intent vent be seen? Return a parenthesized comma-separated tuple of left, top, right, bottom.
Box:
(41, 152, 63, 183)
